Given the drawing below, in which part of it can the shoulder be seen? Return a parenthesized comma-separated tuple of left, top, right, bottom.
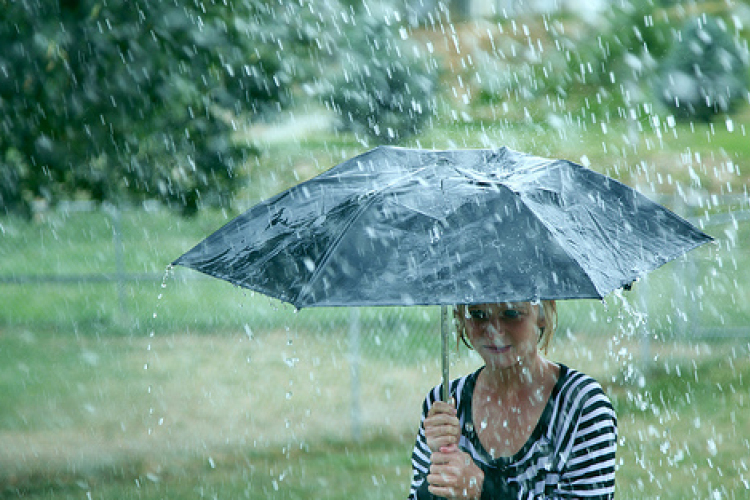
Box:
(554, 365, 616, 422)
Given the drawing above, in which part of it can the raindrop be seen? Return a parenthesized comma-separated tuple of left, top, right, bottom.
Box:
(707, 439, 718, 456)
(284, 357, 299, 367)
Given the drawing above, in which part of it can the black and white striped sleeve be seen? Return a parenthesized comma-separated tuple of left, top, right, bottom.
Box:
(554, 377, 618, 499)
(408, 385, 441, 500)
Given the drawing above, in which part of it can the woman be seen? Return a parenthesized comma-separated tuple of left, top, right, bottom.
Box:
(408, 301, 617, 499)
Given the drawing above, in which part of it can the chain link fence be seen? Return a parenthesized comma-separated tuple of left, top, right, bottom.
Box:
(1, 195, 748, 446)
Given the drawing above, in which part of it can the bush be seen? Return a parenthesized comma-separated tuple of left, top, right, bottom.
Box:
(656, 15, 749, 122)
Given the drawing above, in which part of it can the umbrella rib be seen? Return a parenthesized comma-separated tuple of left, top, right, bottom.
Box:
(293, 192, 382, 307)
(291, 161, 436, 307)
(518, 197, 608, 299)
(361, 165, 431, 198)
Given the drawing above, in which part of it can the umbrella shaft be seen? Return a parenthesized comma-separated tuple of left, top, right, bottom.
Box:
(441, 305, 450, 402)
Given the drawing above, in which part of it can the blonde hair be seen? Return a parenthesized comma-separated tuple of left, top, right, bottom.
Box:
(455, 300, 557, 353)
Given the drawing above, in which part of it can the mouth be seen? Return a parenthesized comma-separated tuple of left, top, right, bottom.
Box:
(484, 345, 511, 354)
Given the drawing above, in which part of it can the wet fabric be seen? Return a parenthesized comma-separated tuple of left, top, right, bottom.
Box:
(409, 365, 617, 499)
(173, 146, 712, 308)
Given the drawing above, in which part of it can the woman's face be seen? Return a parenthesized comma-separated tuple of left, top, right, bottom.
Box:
(461, 302, 546, 370)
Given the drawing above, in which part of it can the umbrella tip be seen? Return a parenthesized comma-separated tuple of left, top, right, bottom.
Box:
(160, 264, 175, 289)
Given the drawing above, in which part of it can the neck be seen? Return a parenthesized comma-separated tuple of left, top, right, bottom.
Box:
(480, 353, 551, 397)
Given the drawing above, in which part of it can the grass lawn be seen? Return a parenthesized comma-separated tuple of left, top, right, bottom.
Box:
(1, 325, 748, 499)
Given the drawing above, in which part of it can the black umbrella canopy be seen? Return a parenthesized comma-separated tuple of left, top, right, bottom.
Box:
(173, 146, 713, 309)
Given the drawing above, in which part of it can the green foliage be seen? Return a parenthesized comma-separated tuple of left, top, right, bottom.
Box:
(320, 5, 439, 145)
(656, 15, 750, 122)
(560, 1, 673, 107)
(0, 0, 304, 217)
(470, 2, 676, 121)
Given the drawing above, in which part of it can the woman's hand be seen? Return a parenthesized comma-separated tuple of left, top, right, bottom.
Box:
(427, 444, 484, 500)
(423, 401, 460, 453)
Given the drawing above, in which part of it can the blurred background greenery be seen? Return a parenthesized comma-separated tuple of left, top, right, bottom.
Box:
(2, 0, 749, 498)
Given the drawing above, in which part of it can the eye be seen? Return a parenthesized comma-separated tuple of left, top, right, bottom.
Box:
(501, 309, 522, 320)
(468, 309, 490, 320)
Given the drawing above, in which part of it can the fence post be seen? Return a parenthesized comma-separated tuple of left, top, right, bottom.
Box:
(109, 205, 128, 323)
(349, 308, 361, 442)
(673, 193, 687, 338)
(639, 275, 651, 373)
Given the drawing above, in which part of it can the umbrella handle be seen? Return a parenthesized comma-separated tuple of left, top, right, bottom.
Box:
(441, 305, 450, 402)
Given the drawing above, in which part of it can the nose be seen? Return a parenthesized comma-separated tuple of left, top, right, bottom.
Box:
(482, 319, 505, 338)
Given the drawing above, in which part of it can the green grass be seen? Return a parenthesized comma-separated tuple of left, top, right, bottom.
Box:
(1, 327, 748, 499)
(612, 347, 750, 498)
(0, 324, 436, 499)
(2, 435, 413, 499)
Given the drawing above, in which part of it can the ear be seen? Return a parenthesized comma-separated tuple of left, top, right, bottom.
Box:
(537, 302, 549, 329)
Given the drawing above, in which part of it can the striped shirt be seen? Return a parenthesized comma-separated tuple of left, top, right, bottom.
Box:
(409, 364, 617, 499)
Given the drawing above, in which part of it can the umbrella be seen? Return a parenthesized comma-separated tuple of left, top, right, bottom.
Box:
(173, 146, 713, 399)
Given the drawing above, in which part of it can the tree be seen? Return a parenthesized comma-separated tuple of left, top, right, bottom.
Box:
(0, 0, 299, 216)
(319, 4, 439, 145)
(656, 15, 749, 122)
